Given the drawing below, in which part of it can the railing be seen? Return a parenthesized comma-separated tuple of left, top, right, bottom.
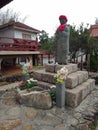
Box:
(0, 36, 38, 51)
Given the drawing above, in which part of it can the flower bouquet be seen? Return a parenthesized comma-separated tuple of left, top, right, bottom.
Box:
(55, 66, 68, 83)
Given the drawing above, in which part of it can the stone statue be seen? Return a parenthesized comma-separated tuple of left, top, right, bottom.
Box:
(95, 17, 98, 24)
(55, 15, 70, 64)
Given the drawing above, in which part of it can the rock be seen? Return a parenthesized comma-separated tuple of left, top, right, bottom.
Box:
(22, 124, 35, 130)
(26, 108, 37, 120)
(17, 89, 52, 109)
(0, 119, 21, 130)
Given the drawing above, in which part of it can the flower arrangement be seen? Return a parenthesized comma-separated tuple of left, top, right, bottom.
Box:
(18, 78, 37, 90)
(55, 66, 68, 83)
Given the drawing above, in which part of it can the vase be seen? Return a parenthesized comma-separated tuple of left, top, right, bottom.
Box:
(22, 73, 30, 82)
(56, 81, 65, 108)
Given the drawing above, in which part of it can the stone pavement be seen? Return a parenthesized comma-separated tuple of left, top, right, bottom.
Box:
(0, 82, 98, 130)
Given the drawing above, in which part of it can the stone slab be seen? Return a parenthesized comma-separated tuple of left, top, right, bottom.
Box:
(37, 81, 55, 90)
(66, 71, 88, 89)
(45, 63, 78, 74)
(32, 69, 88, 89)
(66, 73, 78, 89)
(45, 64, 55, 73)
(32, 69, 55, 84)
(65, 79, 95, 107)
(55, 64, 78, 74)
(31, 70, 43, 81)
(42, 72, 55, 84)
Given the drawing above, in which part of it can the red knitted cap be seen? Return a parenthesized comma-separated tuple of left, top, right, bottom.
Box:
(59, 15, 68, 21)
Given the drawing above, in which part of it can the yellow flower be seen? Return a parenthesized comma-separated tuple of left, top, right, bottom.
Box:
(57, 78, 64, 83)
(55, 66, 68, 83)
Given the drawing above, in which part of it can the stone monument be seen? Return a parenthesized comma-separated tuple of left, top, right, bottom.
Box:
(55, 15, 70, 64)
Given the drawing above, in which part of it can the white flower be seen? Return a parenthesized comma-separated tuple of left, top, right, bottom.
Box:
(29, 78, 34, 81)
(55, 66, 68, 83)
(30, 78, 37, 82)
(50, 85, 56, 88)
(27, 80, 31, 84)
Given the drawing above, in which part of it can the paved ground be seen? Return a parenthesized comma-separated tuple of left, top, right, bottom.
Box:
(0, 83, 98, 130)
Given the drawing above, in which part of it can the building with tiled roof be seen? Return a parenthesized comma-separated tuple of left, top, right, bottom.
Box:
(0, 21, 41, 76)
(90, 24, 98, 38)
(0, 21, 40, 41)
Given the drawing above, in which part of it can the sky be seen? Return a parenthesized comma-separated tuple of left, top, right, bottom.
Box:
(1, 0, 98, 37)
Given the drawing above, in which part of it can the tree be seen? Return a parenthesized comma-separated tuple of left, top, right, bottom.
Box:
(38, 30, 55, 53)
(70, 23, 98, 71)
(0, 8, 27, 25)
(38, 30, 49, 45)
(69, 23, 94, 57)
(69, 25, 80, 57)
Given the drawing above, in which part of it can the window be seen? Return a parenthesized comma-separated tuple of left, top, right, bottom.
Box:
(22, 34, 31, 40)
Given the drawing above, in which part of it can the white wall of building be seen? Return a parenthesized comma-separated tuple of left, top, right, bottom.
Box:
(0, 27, 37, 41)
(14, 30, 37, 40)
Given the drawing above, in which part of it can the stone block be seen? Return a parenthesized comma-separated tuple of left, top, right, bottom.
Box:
(77, 79, 95, 100)
(41, 72, 55, 84)
(17, 90, 52, 109)
(66, 63, 78, 73)
(66, 71, 88, 89)
(32, 70, 42, 81)
(37, 81, 54, 90)
(55, 64, 78, 74)
(65, 87, 82, 107)
(65, 79, 95, 107)
(78, 71, 88, 84)
(32, 69, 55, 84)
(54, 64, 64, 73)
(87, 78, 95, 91)
(45, 64, 55, 73)
(81, 82, 90, 100)
(77, 72, 84, 84)
(66, 73, 78, 89)
(71, 63, 78, 72)
(82, 71, 88, 81)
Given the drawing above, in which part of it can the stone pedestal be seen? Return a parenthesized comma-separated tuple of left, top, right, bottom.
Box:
(56, 81, 65, 108)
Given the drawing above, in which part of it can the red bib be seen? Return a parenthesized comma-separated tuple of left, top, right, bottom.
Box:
(58, 24, 67, 31)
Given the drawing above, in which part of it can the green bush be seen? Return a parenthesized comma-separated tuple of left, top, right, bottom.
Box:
(20, 80, 37, 90)
(90, 49, 98, 72)
(49, 88, 56, 102)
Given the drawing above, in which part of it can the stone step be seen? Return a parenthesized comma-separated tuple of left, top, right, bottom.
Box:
(36, 78, 95, 108)
(37, 81, 55, 90)
(65, 79, 95, 107)
(32, 69, 89, 89)
(66, 70, 88, 89)
(31, 69, 55, 84)
(0, 82, 18, 94)
(45, 63, 78, 74)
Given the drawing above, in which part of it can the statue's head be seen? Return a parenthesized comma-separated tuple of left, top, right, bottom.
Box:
(59, 15, 68, 24)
